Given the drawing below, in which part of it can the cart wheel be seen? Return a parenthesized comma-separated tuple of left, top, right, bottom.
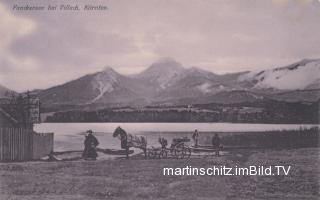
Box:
(183, 147, 191, 159)
(174, 146, 184, 159)
(159, 149, 168, 159)
(148, 150, 156, 159)
(147, 150, 153, 159)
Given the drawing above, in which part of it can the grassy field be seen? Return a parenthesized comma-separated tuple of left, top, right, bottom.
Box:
(0, 147, 319, 200)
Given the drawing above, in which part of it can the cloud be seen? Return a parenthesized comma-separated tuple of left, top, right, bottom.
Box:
(0, 0, 319, 91)
(0, 3, 40, 91)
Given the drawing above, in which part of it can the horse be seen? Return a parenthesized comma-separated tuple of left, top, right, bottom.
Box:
(113, 126, 147, 158)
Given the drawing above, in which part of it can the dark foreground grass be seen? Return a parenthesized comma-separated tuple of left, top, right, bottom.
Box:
(0, 148, 319, 200)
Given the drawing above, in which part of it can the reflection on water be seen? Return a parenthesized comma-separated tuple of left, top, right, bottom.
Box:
(34, 123, 318, 151)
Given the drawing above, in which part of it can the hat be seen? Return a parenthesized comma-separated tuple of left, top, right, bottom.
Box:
(86, 130, 93, 134)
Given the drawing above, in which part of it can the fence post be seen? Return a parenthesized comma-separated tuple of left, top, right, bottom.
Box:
(0, 129, 2, 161)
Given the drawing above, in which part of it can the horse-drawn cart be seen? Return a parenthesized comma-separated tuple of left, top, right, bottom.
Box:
(113, 126, 221, 159)
(147, 139, 222, 159)
(147, 137, 192, 159)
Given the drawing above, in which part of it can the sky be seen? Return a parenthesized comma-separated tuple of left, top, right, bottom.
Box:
(0, 0, 320, 92)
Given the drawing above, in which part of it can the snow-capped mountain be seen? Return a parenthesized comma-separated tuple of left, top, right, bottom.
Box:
(238, 59, 320, 90)
(134, 57, 185, 89)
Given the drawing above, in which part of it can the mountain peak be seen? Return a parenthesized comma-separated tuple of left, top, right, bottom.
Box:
(135, 58, 185, 88)
(153, 57, 179, 64)
(99, 66, 121, 78)
(149, 57, 184, 71)
(102, 66, 116, 72)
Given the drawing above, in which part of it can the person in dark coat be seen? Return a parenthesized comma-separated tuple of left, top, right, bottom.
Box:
(192, 129, 200, 147)
(83, 130, 99, 160)
(212, 133, 221, 156)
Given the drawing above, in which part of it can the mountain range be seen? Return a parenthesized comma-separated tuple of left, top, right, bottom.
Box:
(1, 58, 320, 110)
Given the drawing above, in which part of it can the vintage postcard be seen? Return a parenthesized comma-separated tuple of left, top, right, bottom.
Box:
(0, 0, 319, 199)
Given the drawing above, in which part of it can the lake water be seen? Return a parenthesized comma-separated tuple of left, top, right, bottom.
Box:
(34, 123, 319, 151)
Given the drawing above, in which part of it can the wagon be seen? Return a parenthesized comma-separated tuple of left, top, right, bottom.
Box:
(147, 137, 191, 159)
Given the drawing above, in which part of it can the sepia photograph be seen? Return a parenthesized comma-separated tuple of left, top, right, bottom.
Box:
(0, 0, 319, 199)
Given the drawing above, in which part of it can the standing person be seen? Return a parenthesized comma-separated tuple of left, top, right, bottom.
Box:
(83, 130, 99, 160)
(192, 129, 199, 147)
(82, 134, 89, 158)
(212, 133, 221, 156)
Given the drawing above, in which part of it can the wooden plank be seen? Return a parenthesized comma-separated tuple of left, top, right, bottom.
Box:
(13, 129, 16, 160)
(11, 128, 13, 160)
(3, 129, 6, 161)
(8, 128, 11, 161)
(12, 129, 14, 160)
(24, 129, 27, 160)
(7, 128, 10, 161)
(27, 129, 31, 160)
(6, 128, 9, 161)
(18, 128, 20, 161)
(20, 130, 23, 160)
(18, 129, 21, 161)
(0, 129, 2, 161)
(10, 128, 12, 161)
(16, 129, 18, 160)
(18, 128, 22, 161)
(1, 129, 2, 160)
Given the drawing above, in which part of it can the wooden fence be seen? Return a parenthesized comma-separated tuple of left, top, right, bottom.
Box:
(0, 128, 54, 162)
(32, 132, 54, 160)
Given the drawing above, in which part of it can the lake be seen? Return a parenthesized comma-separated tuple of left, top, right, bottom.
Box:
(34, 123, 319, 151)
